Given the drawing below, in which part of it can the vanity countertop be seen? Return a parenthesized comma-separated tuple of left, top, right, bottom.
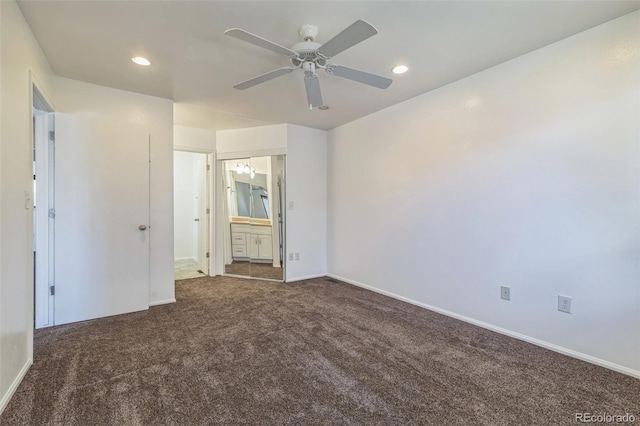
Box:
(230, 216, 272, 227)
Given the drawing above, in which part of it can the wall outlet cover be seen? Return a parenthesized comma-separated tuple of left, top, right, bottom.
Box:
(501, 286, 510, 301)
(558, 295, 572, 314)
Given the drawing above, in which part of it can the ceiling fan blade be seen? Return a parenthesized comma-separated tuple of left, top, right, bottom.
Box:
(326, 65, 392, 89)
(317, 20, 378, 59)
(225, 28, 298, 57)
(233, 67, 295, 90)
(304, 74, 323, 109)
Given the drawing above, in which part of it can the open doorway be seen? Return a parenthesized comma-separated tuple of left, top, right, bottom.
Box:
(32, 75, 55, 328)
(174, 150, 210, 280)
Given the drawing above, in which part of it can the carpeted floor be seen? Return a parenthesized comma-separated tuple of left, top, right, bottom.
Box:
(1, 276, 638, 425)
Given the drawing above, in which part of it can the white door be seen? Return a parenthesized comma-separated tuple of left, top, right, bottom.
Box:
(54, 113, 150, 325)
(196, 155, 208, 274)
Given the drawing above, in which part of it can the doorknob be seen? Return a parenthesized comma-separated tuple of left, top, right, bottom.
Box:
(194, 218, 200, 222)
(138, 225, 147, 231)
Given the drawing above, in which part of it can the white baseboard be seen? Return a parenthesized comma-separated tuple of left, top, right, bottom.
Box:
(328, 274, 640, 379)
(0, 358, 32, 415)
(174, 257, 197, 262)
(149, 298, 176, 307)
(286, 273, 327, 283)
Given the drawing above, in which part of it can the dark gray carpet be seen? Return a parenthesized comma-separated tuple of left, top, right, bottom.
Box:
(1, 276, 638, 425)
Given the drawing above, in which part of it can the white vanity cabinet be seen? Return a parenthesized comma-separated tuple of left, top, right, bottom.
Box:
(230, 223, 273, 262)
(250, 234, 273, 260)
(231, 230, 248, 258)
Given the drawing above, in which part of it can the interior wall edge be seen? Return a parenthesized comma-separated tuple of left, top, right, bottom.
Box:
(148, 298, 177, 307)
(328, 273, 640, 379)
(1, 0, 55, 412)
(173, 145, 214, 154)
(0, 359, 31, 415)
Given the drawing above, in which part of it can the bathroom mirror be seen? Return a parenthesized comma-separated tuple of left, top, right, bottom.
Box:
(221, 155, 285, 281)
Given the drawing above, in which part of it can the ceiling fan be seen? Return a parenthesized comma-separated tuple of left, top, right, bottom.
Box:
(224, 20, 392, 110)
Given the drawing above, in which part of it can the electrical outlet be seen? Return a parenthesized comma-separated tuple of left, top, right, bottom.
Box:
(501, 286, 510, 301)
(295, 252, 300, 261)
(288, 253, 293, 261)
(558, 295, 572, 314)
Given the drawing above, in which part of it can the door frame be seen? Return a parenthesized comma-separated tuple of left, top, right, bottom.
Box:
(173, 146, 215, 275)
(30, 71, 56, 332)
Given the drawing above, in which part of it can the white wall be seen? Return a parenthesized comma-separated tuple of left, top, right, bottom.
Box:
(174, 151, 199, 260)
(328, 11, 640, 375)
(174, 124, 216, 152)
(0, 0, 54, 411)
(216, 124, 287, 159)
(286, 125, 328, 281)
(52, 77, 175, 305)
(215, 124, 327, 281)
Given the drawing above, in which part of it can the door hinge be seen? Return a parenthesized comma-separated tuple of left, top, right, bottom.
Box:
(48, 131, 55, 141)
(206, 164, 210, 171)
(49, 285, 55, 296)
(206, 252, 210, 258)
(48, 209, 56, 219)
(206, 208, 210, 214)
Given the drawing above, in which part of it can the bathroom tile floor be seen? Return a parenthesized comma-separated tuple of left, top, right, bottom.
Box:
(174, 259, 207, 280)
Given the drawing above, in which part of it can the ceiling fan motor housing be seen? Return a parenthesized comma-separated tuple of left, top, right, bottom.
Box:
(291, 24, 326, 67)
(290, 40, 325, 67)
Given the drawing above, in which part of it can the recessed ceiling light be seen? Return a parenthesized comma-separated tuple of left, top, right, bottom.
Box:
(392, 65, 408, 74)
(132, 56, 151, 66)
(318, 105, 329, 110)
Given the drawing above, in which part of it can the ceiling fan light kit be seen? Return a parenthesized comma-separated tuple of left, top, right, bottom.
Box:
(224, 20, 392, 110)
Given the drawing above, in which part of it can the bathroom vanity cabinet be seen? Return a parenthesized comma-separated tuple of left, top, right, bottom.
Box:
(230, 222, 273, 262)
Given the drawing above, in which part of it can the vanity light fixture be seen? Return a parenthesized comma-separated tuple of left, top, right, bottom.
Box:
(236, 162, 255, 179)
(392, 65, 408, 74)
(132, 56, 151, 66)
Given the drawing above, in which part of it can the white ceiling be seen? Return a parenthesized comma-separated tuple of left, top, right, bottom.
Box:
(17, 1, 640, 131)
